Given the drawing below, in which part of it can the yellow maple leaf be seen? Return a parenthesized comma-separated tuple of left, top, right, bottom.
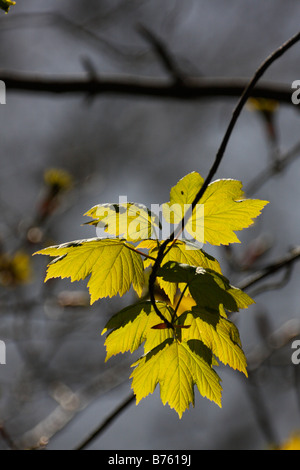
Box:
(34, 238, 145, 303)
(130, 338, 222, 418)
(162, 172, 269, 246)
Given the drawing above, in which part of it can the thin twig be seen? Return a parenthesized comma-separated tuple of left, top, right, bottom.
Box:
(246, 140, 300, 195)
(148, 31, 300, 325)
(173, 284, 189, 320)
(293, 366, 300, 416)
(238, 246, 300, 291)
(0, 11, 139, 61)
(75, 392, 135, 450)
(245, 371, 279, 446)
(245, 264, 293, 297)
(138, 24, 185, 84)
(123, 243, 156, 261)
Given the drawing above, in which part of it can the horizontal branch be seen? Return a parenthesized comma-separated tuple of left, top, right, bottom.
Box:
(0, 70, 295, 104)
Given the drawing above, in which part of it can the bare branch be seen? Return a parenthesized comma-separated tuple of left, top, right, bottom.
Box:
(138, 24, 186, 84)
(75, 393, 135, 450)
(246, 140, 300, 195)
(245, 265, 293, 298)
(238, 246, 300, 291)
(0, 70, 295, 104)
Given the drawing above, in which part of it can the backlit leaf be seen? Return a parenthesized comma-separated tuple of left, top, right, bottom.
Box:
(162, 172, 269, 246)
(179, 308, 247, 375)
(102, 300, 174, 359)
(34, 238, 145, 303)
(157, 261, 254, 312)
(84, 203, 160, 242)
(34, 166, 269, 417)
(139, 239, 222, 303)
(130, 338, 222, 417)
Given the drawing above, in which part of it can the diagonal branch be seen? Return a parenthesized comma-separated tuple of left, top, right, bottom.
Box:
(138, 24, 186, 84)
(246, 140, 300, 195)
(238, 246, 300, 292)
(75, 392, 135, 450)
(148, 31, 300, 325)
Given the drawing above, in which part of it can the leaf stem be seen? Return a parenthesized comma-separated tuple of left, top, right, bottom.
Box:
(123, 243, 156, 261)
(173, 284, 189, 320)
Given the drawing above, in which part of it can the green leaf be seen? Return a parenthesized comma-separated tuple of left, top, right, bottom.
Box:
(102, 300, 174, 359)
(178, 309, 248, 375)
(34, 238, 145, 303)
(157, 261, 254, 312)
(84, 202, 160, 242)
(138, 239, 222, 303)
(0, 0, 15, 13)
(162, 172, 269, 246)
(130, 338, 222, 418)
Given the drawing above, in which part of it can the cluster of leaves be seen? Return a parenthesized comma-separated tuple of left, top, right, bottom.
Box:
(35, 172, 268, 417)
(0, 0, 15, 13)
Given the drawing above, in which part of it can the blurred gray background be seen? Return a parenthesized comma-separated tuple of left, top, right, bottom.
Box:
(0, 0, 300, 450)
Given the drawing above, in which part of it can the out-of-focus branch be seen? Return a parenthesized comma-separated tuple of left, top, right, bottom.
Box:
(75, 392, 135, 450)
(14, 361, 133, 450)
(0, 11, 140, 61)
(0, 70, 295, 104)
(246, 140, 300, 195)
(238, 246, 300, 292)
(245, 264, 293, 297)
(0, 424, 18, 450)
(138, 24, 186, 84)
(247, 317, 300, 372)
(244, 314, 300, 446)
(245, 371, 279, 445)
